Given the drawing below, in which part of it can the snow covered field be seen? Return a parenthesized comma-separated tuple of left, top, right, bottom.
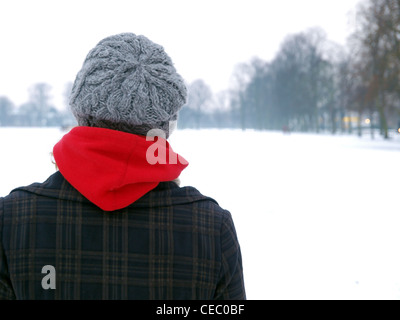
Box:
(1, 127, 400, 300)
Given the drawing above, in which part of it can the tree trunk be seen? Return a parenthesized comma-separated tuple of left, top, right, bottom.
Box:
(357, 110, 362, 137)
(330, 108, 337, 135)
(369, 110, 375, 140)
(347, 114, 353, 135)
(377, 95, 389, 139)
(240, 95, 246, 131)
(315, 109, 320, 134)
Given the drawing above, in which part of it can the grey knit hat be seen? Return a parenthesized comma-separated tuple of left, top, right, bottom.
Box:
(69, 33, 187, 138)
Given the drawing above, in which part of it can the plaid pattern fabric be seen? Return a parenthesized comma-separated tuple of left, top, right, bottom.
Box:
(0, 172, 245, 300)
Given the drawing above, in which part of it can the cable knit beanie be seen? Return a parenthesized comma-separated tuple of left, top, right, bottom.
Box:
(69, 33, 187, 138)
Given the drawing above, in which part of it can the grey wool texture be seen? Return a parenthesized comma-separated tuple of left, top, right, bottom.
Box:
(69, 33, 187, 138)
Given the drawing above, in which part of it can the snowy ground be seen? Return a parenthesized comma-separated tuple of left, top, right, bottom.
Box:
(1, 127, 400, 300)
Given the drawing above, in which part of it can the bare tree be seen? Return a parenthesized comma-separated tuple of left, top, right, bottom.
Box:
(186, 79, 213, 129)
(350, 0, 400, 138)
(269, 28, 335, 132)
(0, 96, 15, 126)
(28, 82, 53, 126)
(229, 62, 255, 130)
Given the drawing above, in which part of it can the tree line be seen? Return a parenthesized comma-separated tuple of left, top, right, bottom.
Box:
(0, 82, 75, 128)
(179, 0, 400, 139)
(1, 0, 400, 138)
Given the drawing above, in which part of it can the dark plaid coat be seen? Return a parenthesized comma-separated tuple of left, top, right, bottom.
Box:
(0, 172, 245, 300)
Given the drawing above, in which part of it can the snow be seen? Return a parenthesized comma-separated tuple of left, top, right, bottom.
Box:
(1, 127, 400, 300)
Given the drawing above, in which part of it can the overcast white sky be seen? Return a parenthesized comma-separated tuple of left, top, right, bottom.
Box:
(0, 0, 362, 110)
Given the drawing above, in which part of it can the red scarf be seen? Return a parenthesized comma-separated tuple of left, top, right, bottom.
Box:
(53, 127, 188, 211)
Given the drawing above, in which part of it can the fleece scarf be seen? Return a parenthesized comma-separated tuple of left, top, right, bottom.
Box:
(52, 126, 188, 211)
